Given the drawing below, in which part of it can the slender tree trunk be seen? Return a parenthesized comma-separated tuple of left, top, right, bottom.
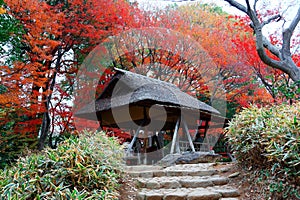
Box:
(38, 47, 62, 150)
(38, 111, 51, 150)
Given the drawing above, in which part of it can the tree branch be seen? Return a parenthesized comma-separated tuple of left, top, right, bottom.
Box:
(223, 0, 247, 13)
(253, 0, 258, 14)
(245, 0, 254, 17)
(255, 27, 291, 75)
(282, 7, 300, 59)
(262, 36, 281, 58)
(224, 0, 299, 80)
(261, 14, 282, 27)
(288, 7, 300, 32)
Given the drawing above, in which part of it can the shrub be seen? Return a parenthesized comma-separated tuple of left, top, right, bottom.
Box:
(0, 133, 38, 169)
(0, 108, 38, 169)
(226, 103, 300, 199)
(0, 130, 124, 199)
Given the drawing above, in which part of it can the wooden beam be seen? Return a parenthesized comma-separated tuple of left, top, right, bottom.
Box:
(204, 120, 209, 138)
(182, 117, 196, 152)
(170, 117, 180, 154)
(126, 124, 143, 154)
(176, 131, 181, 154)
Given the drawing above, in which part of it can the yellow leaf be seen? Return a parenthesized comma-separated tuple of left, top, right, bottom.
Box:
(0, 7, 6, 14)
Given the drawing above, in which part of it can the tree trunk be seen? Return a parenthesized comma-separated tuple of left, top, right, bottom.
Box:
(38, 47, 62, 150)
(38, 111, 51, 150)
(224, 0, 300, 82)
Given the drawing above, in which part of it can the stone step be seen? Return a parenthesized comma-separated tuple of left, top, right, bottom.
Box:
(126, 163, 240, 200)
(136, 175, 229, 189)
(127, 169, 218, 178)
(126, 163, 220, 178)
(137, 186, 240, 200)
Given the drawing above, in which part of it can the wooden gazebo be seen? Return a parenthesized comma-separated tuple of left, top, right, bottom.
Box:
(75, 68, 223, 163)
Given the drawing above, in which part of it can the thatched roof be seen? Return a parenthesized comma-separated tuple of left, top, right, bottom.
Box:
(75, 68, 221, 130)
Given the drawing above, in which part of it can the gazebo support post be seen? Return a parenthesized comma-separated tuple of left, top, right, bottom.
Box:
(170, 117, 180, 154)
(182, 117, 196, 152)
(176, 130, 181, 153)
(126, 124, 143, 154)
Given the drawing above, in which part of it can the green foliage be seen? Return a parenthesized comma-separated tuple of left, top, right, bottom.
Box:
(226, 103, 300, 199)
(0, 109, 38, 169)
(0, 132, 38, 169)
(272, 79, 300, 104)
(0, 130, 125, 199)
(0, 2, 31, 168)
(200, 3, 227, 15)
(0, 1, 26, 65)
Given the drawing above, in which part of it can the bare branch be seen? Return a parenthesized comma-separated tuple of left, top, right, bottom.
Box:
(291, 7, 300, 32)
(282, 7, 300, 59)
(255, 25, 291, 76)
(245, 0, 251, 12)
(223, 0, 300, 81)
(281, 4, 293, 16)
(261, 14, 282, 27)
(243, 1, 285, 73)
(262, 36, 281, 57)
(223, 0, 247, 13)
(253, 0, 258, 13)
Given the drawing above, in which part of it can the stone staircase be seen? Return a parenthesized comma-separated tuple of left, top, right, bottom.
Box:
(125, 163, 240, 200)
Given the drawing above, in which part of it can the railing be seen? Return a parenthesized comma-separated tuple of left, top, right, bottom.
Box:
(179, 141, 211, 152)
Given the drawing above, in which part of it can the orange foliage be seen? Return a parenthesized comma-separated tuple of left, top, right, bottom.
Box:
(2, 0, 293, 143)
(0, 0, 142, 145)
(100, 3, 276, 115)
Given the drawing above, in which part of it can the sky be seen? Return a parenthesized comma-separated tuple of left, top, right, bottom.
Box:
(135, 0, 300, 22)
(136, 0, 300, 18)
(136, 0, 244, 14)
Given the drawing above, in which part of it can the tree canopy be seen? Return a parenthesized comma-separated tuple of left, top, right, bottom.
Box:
(0, 0, 299, 157)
